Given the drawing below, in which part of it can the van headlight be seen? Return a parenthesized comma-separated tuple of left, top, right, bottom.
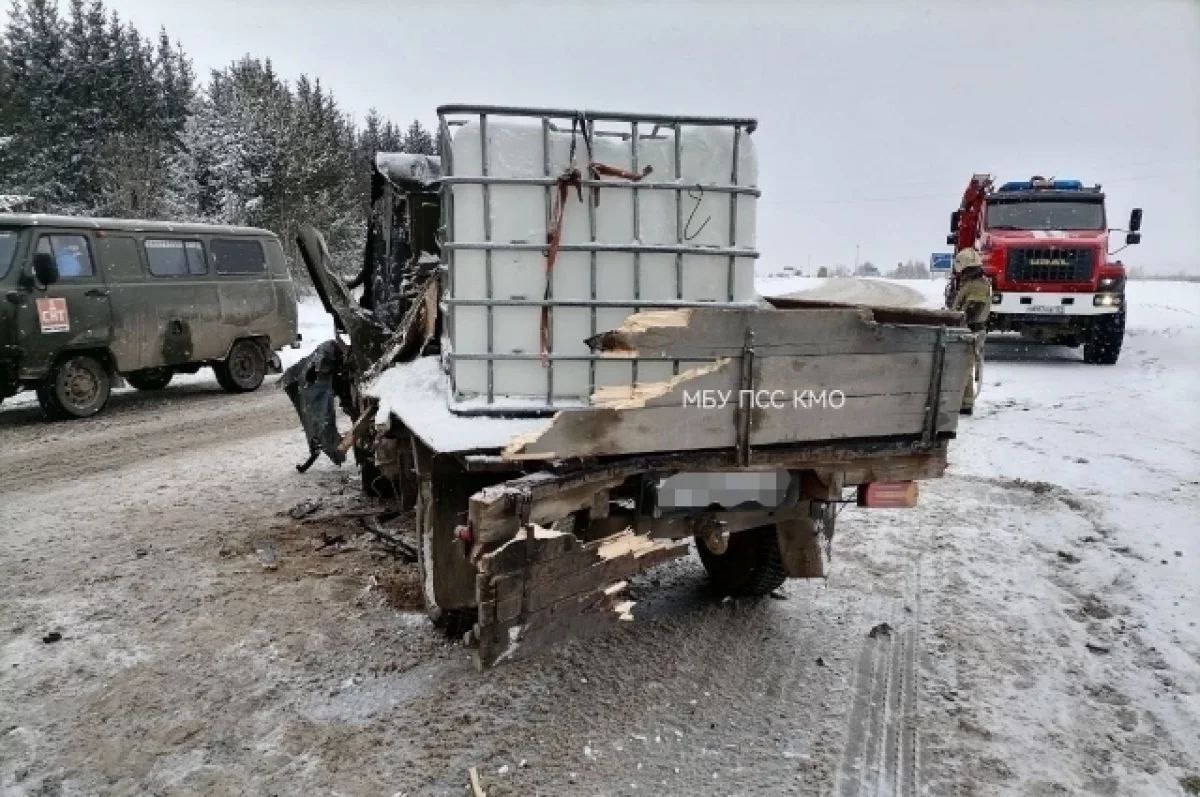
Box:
(1093, 293, 1123, 307)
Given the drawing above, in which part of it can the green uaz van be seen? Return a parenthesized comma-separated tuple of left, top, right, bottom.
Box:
(0, 215, 300, 419)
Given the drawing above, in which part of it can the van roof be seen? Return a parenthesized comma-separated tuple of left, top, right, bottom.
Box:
(0, 213, 278, 238)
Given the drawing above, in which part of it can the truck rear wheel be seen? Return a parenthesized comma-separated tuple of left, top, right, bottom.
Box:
(37, 354, 111, 420)
(1083, 311, 1125, 365)
(126, 367, 173, 391)
(695, 524, 787, 597)
(214, 339, 267, 392)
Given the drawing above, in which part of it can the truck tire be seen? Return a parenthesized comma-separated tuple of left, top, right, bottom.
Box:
(126, 367, 173, 391)
(695, 524, 787, 597)
(214, 339, 267, 392)
(36, 354, 111, 420)
(1083, 311, 1125, 365)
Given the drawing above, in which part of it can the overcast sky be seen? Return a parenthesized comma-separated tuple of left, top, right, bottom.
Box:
(22, 0, 1200, 272)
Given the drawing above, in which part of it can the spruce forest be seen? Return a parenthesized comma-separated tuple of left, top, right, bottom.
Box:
(0, 0, 435, 277)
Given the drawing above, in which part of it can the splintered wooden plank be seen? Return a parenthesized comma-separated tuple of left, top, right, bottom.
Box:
(469, 471, 629, 550)
(474, 527, 690, 668)
(590, 306, 974, 359)
(763, 295, 964, 327)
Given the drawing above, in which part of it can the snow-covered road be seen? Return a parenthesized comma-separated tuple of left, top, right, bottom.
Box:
(1, 279, 1197, 795)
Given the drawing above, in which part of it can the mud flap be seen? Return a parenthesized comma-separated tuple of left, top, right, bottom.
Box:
(775, 517, 826, 578)
(473, 527, 690, 669)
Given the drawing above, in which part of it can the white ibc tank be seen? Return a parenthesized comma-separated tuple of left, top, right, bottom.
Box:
(443, 110, 759, 411)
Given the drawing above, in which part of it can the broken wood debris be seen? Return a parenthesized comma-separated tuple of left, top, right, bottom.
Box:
(254, 539, 279, 571)
(474, 526, 689, 668)
(359, 516, 418, 562)
(287, 497, 323, 520)
(468, 766, 486, 797)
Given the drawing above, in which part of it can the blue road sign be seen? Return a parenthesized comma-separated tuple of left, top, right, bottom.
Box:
(930, 252, 954, 272)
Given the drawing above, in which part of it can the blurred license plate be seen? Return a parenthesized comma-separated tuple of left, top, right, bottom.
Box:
(1028, 304, 1065, 314)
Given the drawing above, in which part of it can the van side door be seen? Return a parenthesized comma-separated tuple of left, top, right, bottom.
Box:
(22, 230, 114, 378)
(94, 234, 150, 372)
(209, 237, 277, 352)
(141, 237, 220, 366)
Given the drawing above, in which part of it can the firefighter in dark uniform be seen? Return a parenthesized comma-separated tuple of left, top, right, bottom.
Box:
(951, 248, 992, 414)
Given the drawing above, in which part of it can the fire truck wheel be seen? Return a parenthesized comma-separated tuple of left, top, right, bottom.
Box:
(696, 524, 787, 597)
(1083, 311, 1125, 365)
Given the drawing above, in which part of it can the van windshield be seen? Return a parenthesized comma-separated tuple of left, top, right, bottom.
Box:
(0, 230, 18, 279)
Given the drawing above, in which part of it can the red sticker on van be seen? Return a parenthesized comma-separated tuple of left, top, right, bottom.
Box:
(36, 297, 70, 333)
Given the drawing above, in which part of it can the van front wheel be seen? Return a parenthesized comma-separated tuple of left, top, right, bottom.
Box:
(37, 354, 111, 420)
(214, 339, 266, 393)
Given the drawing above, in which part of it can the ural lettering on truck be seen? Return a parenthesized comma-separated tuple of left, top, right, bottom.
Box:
(944, 174, 1142, 365)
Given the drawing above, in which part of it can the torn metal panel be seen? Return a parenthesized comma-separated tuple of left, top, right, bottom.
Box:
(280, 339, 352, 471)
(296, 224, 389, 371)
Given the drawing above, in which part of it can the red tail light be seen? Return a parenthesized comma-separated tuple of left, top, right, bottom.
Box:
(857, 481, 919, 508)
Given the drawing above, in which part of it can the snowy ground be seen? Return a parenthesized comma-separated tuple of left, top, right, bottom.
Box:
(1, 278, 1197, 795)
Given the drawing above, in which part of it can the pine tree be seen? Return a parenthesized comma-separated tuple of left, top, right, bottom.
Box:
(401, 119, 435, 155)
(1, 0, 419, 283)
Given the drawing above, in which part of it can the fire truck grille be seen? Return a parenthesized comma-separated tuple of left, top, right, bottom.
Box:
(1007, 248, 1095, 283)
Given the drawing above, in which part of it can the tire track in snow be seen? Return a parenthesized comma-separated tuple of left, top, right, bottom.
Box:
(0, 389, 295, 493)
(836, 560, 922, 797)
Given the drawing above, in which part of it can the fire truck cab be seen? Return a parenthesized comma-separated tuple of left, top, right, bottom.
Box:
(946, 175, 1142, 364)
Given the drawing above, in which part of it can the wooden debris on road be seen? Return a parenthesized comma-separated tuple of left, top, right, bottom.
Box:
(474, 526, 690, 668)
(469, 766, 486, 797)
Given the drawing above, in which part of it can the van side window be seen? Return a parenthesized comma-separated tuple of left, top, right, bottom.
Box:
(145, 239, 206, 276)
(211, 238, 266, 275)
(0, 230, 17, 280)
(36, 234, 94, 278)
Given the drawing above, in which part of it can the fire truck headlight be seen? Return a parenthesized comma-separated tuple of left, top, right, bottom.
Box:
(1098, 276, 1126, 291)
(1093, 293, 1123, 307)
(992, 293, 1002, 304)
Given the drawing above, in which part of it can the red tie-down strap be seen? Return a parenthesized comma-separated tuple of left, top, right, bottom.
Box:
(538, 162, 654, 364)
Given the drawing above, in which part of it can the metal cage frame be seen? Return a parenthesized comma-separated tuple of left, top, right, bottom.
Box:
(436, 104, 761, 415)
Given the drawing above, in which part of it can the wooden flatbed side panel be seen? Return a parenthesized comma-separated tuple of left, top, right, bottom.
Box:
(504, 343, 972, 460)
(592, 306, 973, 358)
(475, 526, 690, 668)
(762, 295, 965, 327)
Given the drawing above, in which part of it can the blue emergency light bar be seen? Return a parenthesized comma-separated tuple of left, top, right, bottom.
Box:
(997, 179, 1085, 192)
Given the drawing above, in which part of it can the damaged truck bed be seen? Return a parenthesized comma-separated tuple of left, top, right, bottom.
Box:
(293, 104, 976, 668)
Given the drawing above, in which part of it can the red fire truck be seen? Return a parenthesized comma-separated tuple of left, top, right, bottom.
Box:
(945, 174, 1142, 364)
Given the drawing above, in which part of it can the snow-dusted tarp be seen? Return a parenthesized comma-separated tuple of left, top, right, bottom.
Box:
(374, 152, 442, 188)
